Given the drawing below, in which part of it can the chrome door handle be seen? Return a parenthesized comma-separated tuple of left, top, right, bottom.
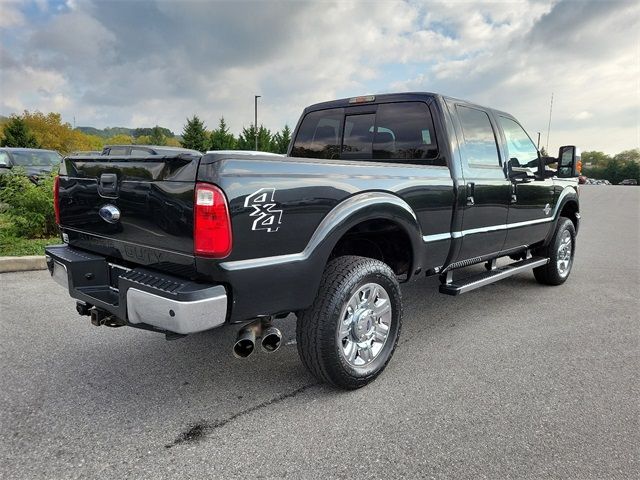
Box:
(466, 182, 475, 206)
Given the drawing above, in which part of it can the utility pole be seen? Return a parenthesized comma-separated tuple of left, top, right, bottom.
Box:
(546, 92, 553, 152)
(537, 132, 541, 150)
(254, 95, 261, 151)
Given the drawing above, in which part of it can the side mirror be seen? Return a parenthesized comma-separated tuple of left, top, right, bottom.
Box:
(557, 145, 581, 178)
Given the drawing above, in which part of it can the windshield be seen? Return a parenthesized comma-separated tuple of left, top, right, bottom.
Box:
(10, 150, 61, 167)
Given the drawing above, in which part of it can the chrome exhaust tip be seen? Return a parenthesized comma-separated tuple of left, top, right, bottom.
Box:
(261, 326, 282, 353)
(233, 320, 262, 359)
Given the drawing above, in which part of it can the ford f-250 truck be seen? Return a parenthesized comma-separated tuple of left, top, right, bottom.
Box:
(46, 93, 581, 389)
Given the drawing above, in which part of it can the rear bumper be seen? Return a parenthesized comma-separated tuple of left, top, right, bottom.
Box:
(45, 245, 228, 335)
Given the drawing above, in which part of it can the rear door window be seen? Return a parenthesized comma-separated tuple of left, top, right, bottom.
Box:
(456, 105, 501, 166)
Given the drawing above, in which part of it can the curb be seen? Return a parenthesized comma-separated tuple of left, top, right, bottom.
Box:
(0, 255, 47, 273)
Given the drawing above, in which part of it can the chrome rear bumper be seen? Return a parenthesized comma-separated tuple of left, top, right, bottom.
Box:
(45, 245, 228, 335)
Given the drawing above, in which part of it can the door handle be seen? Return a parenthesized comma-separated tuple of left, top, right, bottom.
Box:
(510, 183, 517, 203)
(466, 182, 475, 206)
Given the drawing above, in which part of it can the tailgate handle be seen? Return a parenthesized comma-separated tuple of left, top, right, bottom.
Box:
(98, 173, 118, 196)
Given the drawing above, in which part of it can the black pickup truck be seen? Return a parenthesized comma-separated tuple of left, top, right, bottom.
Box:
(46, 93, 581, 389)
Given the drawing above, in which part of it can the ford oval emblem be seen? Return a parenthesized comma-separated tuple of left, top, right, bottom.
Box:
(99, 204, 121, 224)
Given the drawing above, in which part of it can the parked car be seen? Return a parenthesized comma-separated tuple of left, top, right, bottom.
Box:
(46, 92, 581, 389)
(0, 147, 62, 183)
(70, 150, 102, 157)
(101, 145, 201, 156)
(618, 179, 638, 185)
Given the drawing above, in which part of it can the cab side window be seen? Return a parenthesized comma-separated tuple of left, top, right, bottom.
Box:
(456, 105, 500, 166)
(499, 116, 539, 168)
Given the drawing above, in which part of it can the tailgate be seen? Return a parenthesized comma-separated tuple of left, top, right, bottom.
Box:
(58, 153, 201, 269)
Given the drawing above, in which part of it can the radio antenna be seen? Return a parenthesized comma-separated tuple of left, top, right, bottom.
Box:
(546, 92, 553, 152)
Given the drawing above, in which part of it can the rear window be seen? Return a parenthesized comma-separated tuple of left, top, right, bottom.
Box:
(342, 114, 375, 157)
(291, 101, 442, 165)
(290, 108, 343, 159)
(373, 102, 439, 163)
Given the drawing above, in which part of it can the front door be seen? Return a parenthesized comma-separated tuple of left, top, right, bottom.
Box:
(451, 104, 511, 260)
(498, 116, 556, 250)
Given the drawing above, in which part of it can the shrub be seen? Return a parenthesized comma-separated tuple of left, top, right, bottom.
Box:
(0, 168, 57, 239)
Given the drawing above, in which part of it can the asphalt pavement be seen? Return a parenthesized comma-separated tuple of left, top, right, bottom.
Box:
(1, 186, 638, 479)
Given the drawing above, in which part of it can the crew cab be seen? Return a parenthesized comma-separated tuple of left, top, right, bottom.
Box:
(46, 93, 581, 389)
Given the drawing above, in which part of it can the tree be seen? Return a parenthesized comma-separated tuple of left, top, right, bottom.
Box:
(180, 115, 209, 152)
(612, 149, 640, 165)
(270, 125, 291, 154)
(0, 116, 40, 148)
(133, 126, 173, 139)
(107, 134, 134, 145)
(209, 117, 236, 150)
(149, 125, 167, 146)
(236, 124, 273, 151)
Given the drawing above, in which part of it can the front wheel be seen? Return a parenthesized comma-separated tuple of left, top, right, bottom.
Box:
(296, 256, 402, 389)
(533, 217, 576, 285)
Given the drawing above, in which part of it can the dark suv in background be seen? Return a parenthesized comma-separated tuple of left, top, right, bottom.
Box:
(0, 148, 62, 183)
(101, 145, 201, 156)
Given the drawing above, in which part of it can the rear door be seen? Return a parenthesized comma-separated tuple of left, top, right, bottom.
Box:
(448, 102, 510, 260)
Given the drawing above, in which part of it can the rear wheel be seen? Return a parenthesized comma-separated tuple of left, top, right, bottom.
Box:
(297, 256, 402, 389)
(533, 217, 576, 285)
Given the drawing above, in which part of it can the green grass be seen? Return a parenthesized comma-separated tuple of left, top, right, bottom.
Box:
(0, 236, 60, 256)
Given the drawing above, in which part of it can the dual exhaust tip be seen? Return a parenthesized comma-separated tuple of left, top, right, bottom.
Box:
(233, 318, 282, 358)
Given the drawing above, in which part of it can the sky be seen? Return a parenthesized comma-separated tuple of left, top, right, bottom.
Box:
(0, 0, 638, 154)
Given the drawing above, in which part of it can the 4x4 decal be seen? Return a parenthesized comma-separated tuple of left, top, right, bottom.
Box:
(244, 188, 283, 232)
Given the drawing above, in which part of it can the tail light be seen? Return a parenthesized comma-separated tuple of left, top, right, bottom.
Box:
(194, 183, 232, 257)
(53, 175, 60, 224)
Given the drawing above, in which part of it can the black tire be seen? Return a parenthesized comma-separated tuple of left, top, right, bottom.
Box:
(296, 255, 402, 389)
(533, 217, 576, 285)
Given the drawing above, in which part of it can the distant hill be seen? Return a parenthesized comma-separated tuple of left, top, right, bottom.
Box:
(76, 126, 176, 139)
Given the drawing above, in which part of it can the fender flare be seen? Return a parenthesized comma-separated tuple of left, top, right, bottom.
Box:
(545, 186, 579, 243)
(304, 191, 424, 273)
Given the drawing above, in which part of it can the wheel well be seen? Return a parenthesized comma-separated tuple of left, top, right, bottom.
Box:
(560, 201, 579, 229)
(329, 219, 412, 278)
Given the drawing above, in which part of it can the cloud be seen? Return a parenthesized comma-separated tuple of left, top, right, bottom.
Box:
(1, 0, 638, 154)
(0, 1, 26, 28)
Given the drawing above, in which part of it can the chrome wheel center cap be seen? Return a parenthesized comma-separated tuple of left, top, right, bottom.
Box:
(352, 309, 374, 341)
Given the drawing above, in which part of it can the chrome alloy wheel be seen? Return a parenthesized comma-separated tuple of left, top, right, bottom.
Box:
(338, 282, 392, 367)
(557, 230, 573, 278)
